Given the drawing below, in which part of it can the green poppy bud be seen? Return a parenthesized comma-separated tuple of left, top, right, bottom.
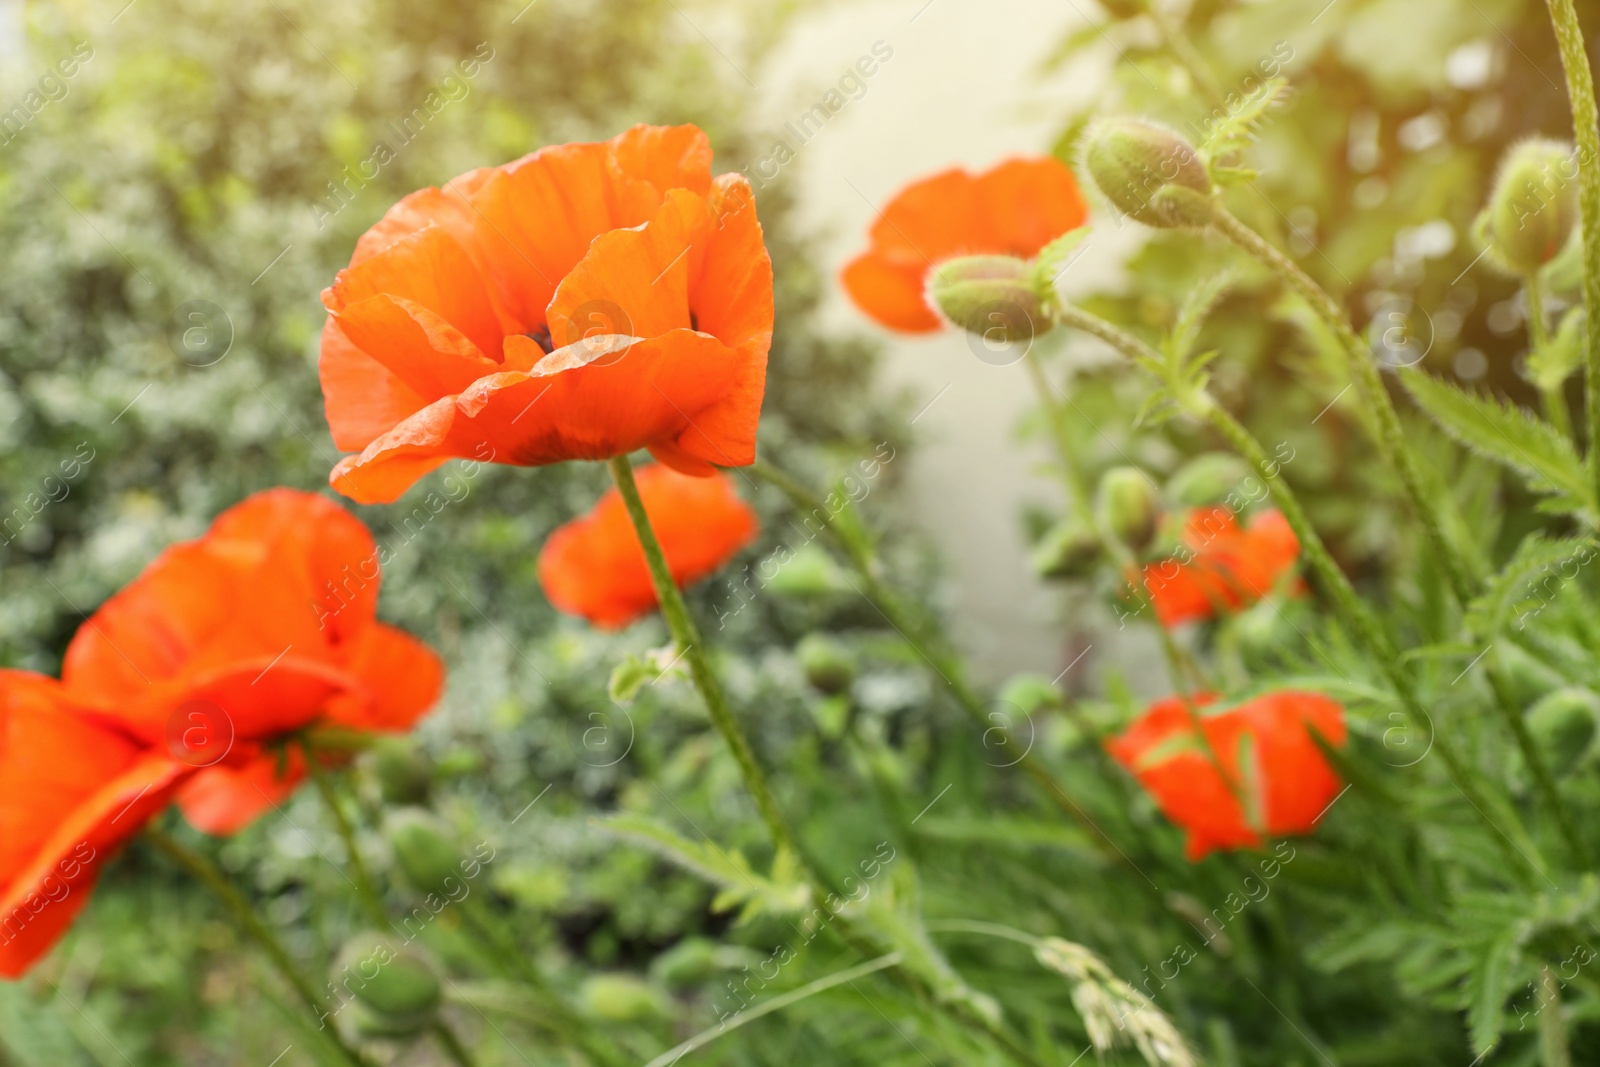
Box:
(797, 633, 856, 695)
(369, 737, 433, 806)
(1031, 517, 1102, 579)
(650, 937, 722, 990)
(580, 973, 665, 1022)
(385, 808, 463, 897)
(1095, 466, 1161, 552)
(1477, 138, 1579, 277)
(763, 544, 849, 597)
(1527, 687, 1600, 776)
(333, 934, 441, 1038)
(1166, 452, 1252, 507)
(925, 255, 1048, 342)
(1084, 120, 1214, 228)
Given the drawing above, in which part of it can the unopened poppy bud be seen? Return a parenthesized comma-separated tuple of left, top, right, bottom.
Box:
(926, 255, 1047, 342)
(1085, 120, 1214, 228)
(797, 633, 856, 695)
(650, 937, 723, 990)
(1166, 452, 1252, 508)
(385, 808, 462, 897)
(1526, 687, 1600, 776)
(1031, 517, 1102, 579)
(1096, 467, 1160, 552)
(1477, 138, 1579, 276)
(369, 737, 433, 806)
(580, 973, 666, 1021)
(334, 934, 441, 1038)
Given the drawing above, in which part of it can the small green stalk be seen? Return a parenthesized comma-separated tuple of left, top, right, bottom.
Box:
(147, 828, 370, 1067)
(1544, 0, 1600, 495)
(303, 749, 389, 930)
(1526, 276, 1574, 440)
(432, 1020, 480, 1067)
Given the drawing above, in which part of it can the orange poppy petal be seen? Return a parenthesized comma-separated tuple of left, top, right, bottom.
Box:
(176, 750, 306, 837)
(324, 624, 444, 733)
(351, 170, 496, 268)
(538, 465, 758, 628)
(334, 293, 501, 400)
(324, 225, 503, 360)
(972, 157, 1089, 257)
(319, 317, 430, 453)
(841, 251, 941, 334)
(545, 188, 709, 345)
(331, 331, 741, 504)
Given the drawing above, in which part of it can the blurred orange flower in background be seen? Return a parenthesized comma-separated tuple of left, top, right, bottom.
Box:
(1141, 507, 1301, 627)
(841, 157, 1087, 333)
(538, 464, 759, 629)
(61, 489, 443, 835)
(0, 672, 189, 977)
(319, 124, 775, 504)
(1106, 690, 1347, 861)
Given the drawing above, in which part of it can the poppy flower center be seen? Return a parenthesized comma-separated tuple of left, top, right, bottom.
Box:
(525, 324, 555, 355)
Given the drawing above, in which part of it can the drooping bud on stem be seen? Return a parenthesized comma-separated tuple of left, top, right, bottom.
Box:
(1476, 138, 1580, 277)
(1095, 466, 1160, 552)
(333, 934, 442, 1038)
(1084, 120, 1214, 229)
(926, 254, 1049, 343)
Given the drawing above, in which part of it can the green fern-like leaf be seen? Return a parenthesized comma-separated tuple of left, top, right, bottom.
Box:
(598, 814, 811, 920)
(1399, 368, 1592, 515)
(1465, 534, 1597, 639)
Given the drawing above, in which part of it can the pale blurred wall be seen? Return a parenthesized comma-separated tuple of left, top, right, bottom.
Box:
(747, 0, 1140, 681)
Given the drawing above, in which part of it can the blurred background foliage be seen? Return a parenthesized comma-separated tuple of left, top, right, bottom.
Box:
(3, 0, 1600, 1064)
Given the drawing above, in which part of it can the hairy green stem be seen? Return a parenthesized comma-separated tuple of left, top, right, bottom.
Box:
(432, 1020, 480, 1067)
(1207, 205, 1477, 604)
(147, 829, 369, 1067)
(1050, 303, 1547, 880)
(1545, 0, 1600, 487)
(607, 454, 799, 856)
(1203, 207, 1585, 862)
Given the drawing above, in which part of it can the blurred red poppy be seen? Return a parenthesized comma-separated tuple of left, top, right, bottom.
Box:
(61, 489, 443, 834)
(1106, 690, 1347, 861)
(319, 123, 774, 504)
(0, 671, 190, 977)
(1141, 507, 1301, 627)
(538, 464, 758, 629)
(841, 157, 1088, 333)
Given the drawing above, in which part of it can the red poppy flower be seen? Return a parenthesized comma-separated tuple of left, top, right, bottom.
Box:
(61, 489, 443, 834)
(841, 157, 1088, 333)
(0, 671, 190, 977)
(319, 124, 774, 504)
(1141, 507, 1301, 627)
(1106, 690, 1347, 861)
(538, 464, 758, 629)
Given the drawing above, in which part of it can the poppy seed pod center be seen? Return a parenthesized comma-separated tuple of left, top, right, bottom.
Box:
(1085, 120, 1214, 229)
(925, 254, 1049, 342)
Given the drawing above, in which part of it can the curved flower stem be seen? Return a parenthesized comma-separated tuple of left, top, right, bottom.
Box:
(1526, 276, 1574, 441)
(610, 453, 1051, 1067)
(748, 458, 1148, 868)
(431, 1020, 480, 1067)
(607, 454, 799, 857)
(303, 750, 389, 930)
(1049, 303, 1549, 881)
(1206, 204, 1477, 605)
(146, 828, 370, 1067)
(1203, 207, 1587, 863)
(1545, 0, 1600, 491)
